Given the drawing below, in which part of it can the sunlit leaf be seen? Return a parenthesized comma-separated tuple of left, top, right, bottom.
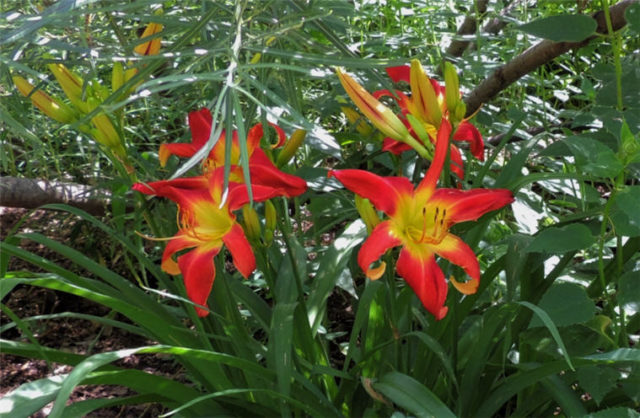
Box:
(516, 14, 597, 42)
(610, 186, 640, 237)
(526, 224, 596, 253)
(529, 283, 596, 328)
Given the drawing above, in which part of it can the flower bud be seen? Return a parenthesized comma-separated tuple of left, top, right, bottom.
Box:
(341, 106, 373, 136)
(264, 200, 277, 232)
(263, 200, 277, 244)
(409, 59, 441, 128)
(276, 129, 306, 167)
(134, 22, 163, 56)
(443, 62, 460, 116)
(47, 63, 84, 108)
(355, 195, 381, 234)
(13, 76, 75, 123)
(242, 204, 261, 242)
(337, 68, 411, 142)
(112, 62, 125, 93)
(88, 98, 121, 150)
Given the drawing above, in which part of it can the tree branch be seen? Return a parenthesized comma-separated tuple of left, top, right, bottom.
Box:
(479, 0, 532, 38)
(0, 176, 109, 215)
(445, 0, 490, 58)
(464, 0, 634, 117)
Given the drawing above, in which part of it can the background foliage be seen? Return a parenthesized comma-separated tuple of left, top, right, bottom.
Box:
(1, 0, 639, 416)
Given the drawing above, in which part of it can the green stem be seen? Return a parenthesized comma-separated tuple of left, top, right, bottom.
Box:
(602, 0, 624, 110)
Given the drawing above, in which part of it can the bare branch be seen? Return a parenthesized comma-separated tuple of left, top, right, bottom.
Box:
(0, 176, 109, 215)
(464, 0, 635, 117)
(445, 0, 490, 58)
(480, 0, 532, 37)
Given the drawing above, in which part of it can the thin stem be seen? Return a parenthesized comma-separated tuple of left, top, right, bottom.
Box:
(601, 0, 624, 110)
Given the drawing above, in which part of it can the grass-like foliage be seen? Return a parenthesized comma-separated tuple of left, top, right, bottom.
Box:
(1, 0, 639, 416)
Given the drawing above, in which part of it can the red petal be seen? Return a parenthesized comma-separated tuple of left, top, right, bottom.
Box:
(386, 65, 410, 83)
(246, 124, 263, 156)
(454, 122, 485, 161)
(226, 182, 296, 211)
(249, 150, 307, 196)
(329, 169, 413, 216)
(396, 248, 448, 320)
(418, 119, 452, 195)
(188, 108, 213, 148)
(159, 143, 197, 166)
(161, 233, 198, 275)
(432, 233, 480, 280)
(382, 137, 412, 154)
(222, 223, 256, 278)
(177, 246, 221, 317)
(430, 188, 514, 224)
(430, 78, 444, 96)
(133, 176, 208, 196)
(449, 144, 465, 180)
(357, 221, 401, 278)
(264, 123, 287, 149)
(372, 89, 411, 111)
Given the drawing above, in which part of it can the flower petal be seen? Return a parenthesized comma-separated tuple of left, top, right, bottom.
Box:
(382, 138, 412, 155)
(222, 223, 256, 278)
(432, 233, 480, 281)
(249, 151, 308, 197)
(329, 169, 413, 216)
(158, 143, 197, 167)
(337, 68, 410, 141)
(449, 144, 465, 180)
(417, 119, 452, 197)
(133, 178, 211, 209)
(386, 65, 410, 83)
(177, 246, 221, 317)
(357, 221, 402, 279)
(188, 108, 213, 149)
(161, 233, 198, 275)
(430, 188, 514, 224)
(454, 121, 484, 161)
(396, 248, 448, 320)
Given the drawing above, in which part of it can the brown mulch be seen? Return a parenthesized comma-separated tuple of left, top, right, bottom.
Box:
(0, 207, 174, 417)
(1, 207, 355, 417)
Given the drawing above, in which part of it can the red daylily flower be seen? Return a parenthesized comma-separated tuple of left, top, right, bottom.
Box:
(159, 108, 306, 197)
(133, 168, 299, 317)
(329, 121, 513, 320)
(374, 60, 484, 178)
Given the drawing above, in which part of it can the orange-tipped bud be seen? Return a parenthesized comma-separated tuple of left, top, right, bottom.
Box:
(242, 204, 261, 242)
(47, 63, 84, 107)
(276, 129, 306, 167)
(336, 68, 411, 142)
(409, 59, 442, 128)
(13, 76, 75, 123)
(134, 22, 163, 56)
(355, 195, 381, 234)
(341, 106, 373, 136)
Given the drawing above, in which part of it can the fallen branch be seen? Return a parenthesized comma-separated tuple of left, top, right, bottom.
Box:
(0, 176, 109, 216)
(464, 0, 634, 117)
